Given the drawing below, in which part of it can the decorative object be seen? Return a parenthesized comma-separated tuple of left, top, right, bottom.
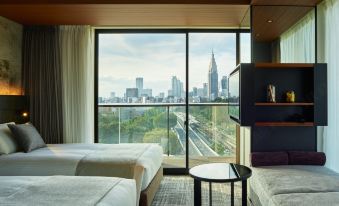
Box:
(0, 59, 21, 95)
(267, 84, 276, 103)
(286, 90, 295, 102)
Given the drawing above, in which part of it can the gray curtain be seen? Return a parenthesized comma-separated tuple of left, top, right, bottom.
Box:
(23, 26, 63, 144)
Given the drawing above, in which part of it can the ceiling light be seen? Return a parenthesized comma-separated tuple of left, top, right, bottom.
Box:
(267, 20, 273, 23)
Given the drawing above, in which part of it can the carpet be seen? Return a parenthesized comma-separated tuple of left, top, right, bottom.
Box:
(152, 176, 242, 206)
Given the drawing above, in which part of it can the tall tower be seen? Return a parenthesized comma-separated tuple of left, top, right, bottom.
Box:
(136, 77, 143, 97)
(208, 51, 219, 100)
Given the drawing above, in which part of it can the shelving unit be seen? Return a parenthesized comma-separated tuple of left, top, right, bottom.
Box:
(254, 63, 314, 69)
(255, 102, 314, 106)
(255, 122, 314, 127)
(230, 63, 327, 127)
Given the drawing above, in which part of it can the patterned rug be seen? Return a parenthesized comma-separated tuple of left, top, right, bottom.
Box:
(152, 176, 242, 206)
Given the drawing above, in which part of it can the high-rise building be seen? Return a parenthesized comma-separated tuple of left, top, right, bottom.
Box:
(140, 89, 152, 97)
(203, 83, 208, 97)
(193, 87, 198, 96)
(208, 51, 219, 100)
(136, 77, 143, 97)
(110, 92, 116, 98)
(171, 76, 184, 98)
(221, 76, 228, 97)
(126, 88, 138, 98)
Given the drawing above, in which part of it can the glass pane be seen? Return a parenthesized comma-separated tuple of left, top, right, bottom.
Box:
(188, 33, 237, 167)
(240, 33, 251, 63)
(98, 33, 186, 168)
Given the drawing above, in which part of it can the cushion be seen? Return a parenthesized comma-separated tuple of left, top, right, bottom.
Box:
(288, 151, 326, 165)
(0, 122, 18, 154)
(8, 123, 46, 153)
(251, 152, 289, 167)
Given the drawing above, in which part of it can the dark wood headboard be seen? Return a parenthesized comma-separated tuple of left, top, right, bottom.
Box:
(0, 95, 29, 124)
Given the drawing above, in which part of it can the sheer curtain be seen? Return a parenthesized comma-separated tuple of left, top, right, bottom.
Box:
(318, 0, 339, 173)
(280, 10, 315, 63)
(59, 26, 94, 143)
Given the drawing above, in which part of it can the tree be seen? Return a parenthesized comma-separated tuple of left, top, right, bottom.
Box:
(143, 128, 182, 155)
(153, 112, 177, 129)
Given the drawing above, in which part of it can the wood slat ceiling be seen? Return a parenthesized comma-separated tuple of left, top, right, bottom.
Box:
(251, 0, 322, 6)
(0, 4, 250, 27)
(0, 0, 251, 4)
(252, 6, 313, 42)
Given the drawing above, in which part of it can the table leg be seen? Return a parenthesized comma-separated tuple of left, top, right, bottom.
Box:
(231, 182, 234, 206)
(242, 180, 247, 206)
(194, 179, 202, 206)
(209, 182, 212, 206)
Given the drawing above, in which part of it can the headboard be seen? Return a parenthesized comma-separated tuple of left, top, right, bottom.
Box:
(0, 95, 29, 124)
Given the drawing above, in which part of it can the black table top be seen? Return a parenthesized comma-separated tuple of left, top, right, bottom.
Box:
(189, 163, 252, 183)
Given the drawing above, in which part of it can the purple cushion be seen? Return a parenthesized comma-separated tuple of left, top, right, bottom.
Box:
(251, 152, 289, 167)
(288, 151, 326, 165)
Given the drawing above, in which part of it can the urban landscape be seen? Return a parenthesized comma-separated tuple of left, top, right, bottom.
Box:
(98, 51, 236, 165)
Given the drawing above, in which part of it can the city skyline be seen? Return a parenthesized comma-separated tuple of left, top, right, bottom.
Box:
(99, 52, 229, 103)
(98, 33, 240, 98)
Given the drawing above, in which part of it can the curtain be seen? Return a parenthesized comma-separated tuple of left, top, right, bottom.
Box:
(318, 0, 339, 173)
(280, 10, 316, 63)
(23, 26, 63, 144)
(59, 26, 94, 143)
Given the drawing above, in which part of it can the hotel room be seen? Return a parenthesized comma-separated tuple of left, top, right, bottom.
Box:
(0, 0, 338, 205)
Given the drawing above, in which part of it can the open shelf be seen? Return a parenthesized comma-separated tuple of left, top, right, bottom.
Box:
(255, 102, 314, 106)
(255, 63, 314, 69)
(255, 122, 315, 127)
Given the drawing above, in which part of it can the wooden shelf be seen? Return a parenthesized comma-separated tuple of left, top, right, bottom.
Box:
(255, 63, 314, 69)
(255, 122, 314, 127)
(255, 102, 314, 106)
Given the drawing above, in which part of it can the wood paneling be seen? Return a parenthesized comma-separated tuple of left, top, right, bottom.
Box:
(251, 0, 322, 6)
(0, 0, 251, 4)
(252, 6, 313, 42)
(0, 4, 249, 26)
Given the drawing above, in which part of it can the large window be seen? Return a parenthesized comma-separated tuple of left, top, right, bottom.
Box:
(96, 30, 250, 172)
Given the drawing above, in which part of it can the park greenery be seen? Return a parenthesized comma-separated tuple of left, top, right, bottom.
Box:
(99, 105, 236, 156)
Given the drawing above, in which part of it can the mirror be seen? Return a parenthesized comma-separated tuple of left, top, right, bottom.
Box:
(252, 6, 316, 63)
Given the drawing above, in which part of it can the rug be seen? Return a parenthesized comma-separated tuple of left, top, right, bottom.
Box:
(152, 176, 242, 206)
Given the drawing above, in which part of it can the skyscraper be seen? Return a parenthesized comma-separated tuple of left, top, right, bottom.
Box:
(221, 76, 228, 97)
(171, 76, 183, 98)
(208, 51, 219, 100)
(126, 88, 138, 98)
(203, 83, 208, 98)
(136, 77, 143, 97)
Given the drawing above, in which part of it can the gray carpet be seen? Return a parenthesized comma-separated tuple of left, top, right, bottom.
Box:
(152, 176, 242, 206)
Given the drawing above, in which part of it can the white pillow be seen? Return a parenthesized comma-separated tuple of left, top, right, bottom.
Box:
(0, 122, 18, 155)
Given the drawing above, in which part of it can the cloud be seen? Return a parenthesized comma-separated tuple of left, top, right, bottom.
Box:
(98, 33, 248, 98)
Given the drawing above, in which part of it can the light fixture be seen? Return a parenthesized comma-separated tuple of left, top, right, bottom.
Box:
(267, 20, 273, 23)
(22, 112, 28, 117)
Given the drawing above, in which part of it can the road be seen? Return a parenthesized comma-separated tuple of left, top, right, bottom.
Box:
(174, 112, 218, 157)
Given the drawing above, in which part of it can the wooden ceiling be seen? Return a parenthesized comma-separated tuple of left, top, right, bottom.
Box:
(0, 0, 322, 27)
(251, 0, 322, 6)
(0, 0, 251, 4)
(252, 6, 313, 42)
(0, 4, 250, 27)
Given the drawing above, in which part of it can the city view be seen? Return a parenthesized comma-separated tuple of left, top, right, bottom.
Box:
(97, 33, 247, 167)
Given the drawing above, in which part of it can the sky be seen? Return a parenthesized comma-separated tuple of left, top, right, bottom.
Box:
(98, 33, 251, 98)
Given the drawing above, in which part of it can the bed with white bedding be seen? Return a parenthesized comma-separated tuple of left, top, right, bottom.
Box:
(0, 176, 136, 206)
(0, 143, 163, 206)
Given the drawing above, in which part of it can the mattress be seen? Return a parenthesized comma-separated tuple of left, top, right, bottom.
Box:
(250, 165, 339, 206)
(0, 143, 163, 191)
(0, 176, 136, 206)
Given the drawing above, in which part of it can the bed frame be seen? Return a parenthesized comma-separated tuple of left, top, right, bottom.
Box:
(139, 166, 163, 206)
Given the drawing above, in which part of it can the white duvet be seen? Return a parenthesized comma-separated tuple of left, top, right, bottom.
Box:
(0, 176, 136, 206)
(0, 143, 163, 192)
